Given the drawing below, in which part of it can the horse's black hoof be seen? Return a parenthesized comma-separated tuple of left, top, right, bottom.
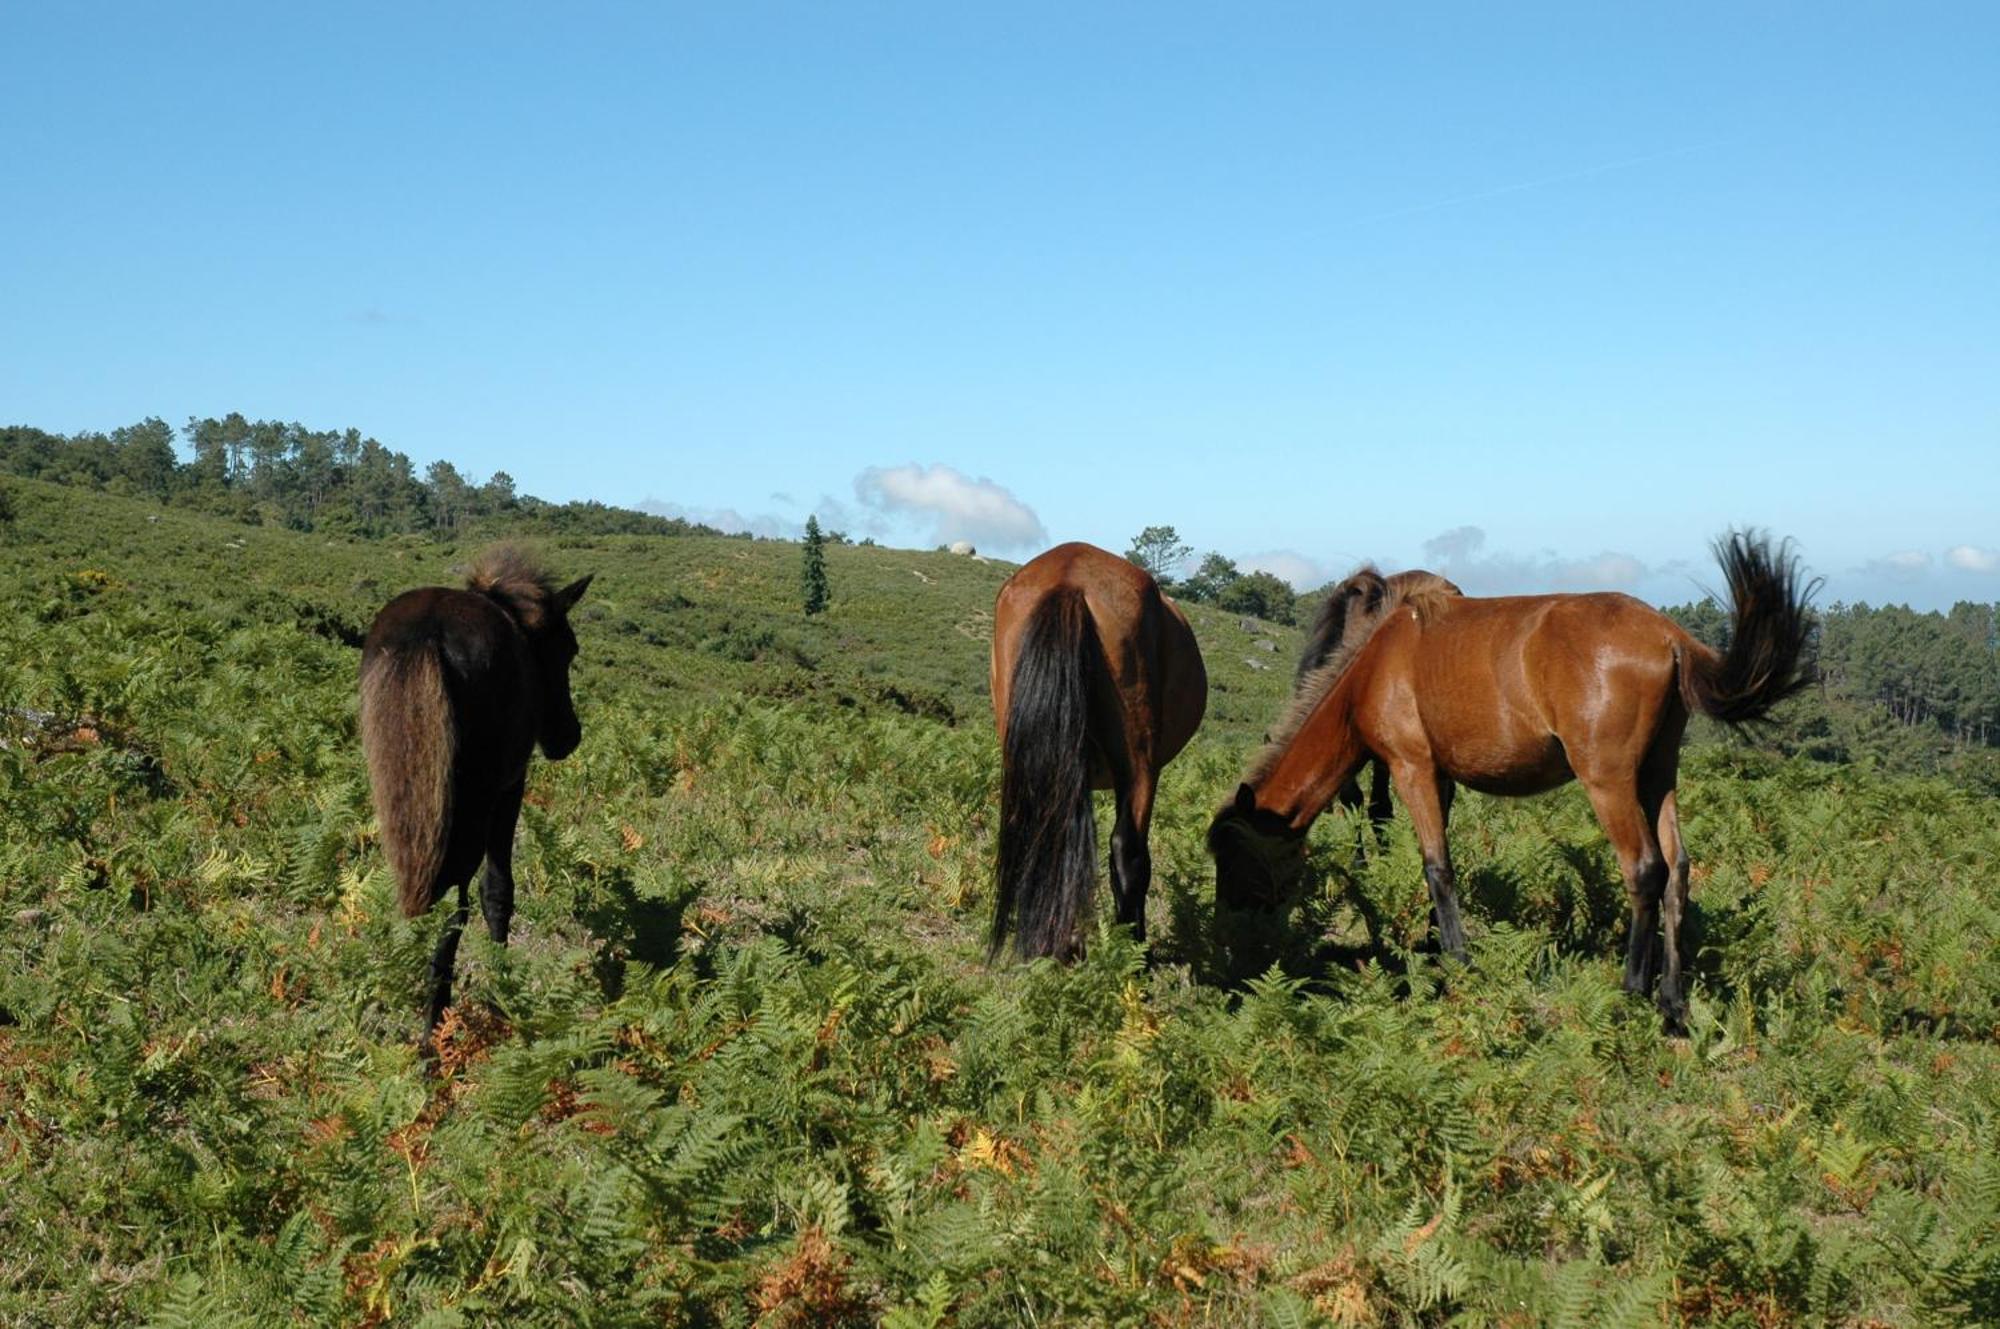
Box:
(1655, 996, 1690, 1038)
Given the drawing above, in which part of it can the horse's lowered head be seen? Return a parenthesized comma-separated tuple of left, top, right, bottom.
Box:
(466, 546, 593, 759)
(1208, 782, 1310, 912)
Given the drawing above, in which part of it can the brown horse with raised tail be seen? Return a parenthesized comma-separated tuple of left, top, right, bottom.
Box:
(360, 546, 592, 1039)
(990, 542, 1207, 960)
(1211, 532, 1815, 1031)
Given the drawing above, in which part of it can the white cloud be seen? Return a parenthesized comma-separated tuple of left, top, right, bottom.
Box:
(1416, 526, 1648, 595)
(1945, 544, 1999, 573)
(1237, 550, 1330, 591)
(1862, 549, 1932, 580)
(854, 463, 1046, 551)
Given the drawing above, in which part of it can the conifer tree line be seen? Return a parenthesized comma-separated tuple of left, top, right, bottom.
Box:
(0, 415, 727, 541)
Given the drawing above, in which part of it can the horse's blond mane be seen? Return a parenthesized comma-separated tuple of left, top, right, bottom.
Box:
(466, 544, 559, 629)
(1242, 569, 1460, 786)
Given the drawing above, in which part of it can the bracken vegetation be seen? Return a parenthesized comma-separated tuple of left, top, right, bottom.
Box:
(3, 476, 1998, 1326)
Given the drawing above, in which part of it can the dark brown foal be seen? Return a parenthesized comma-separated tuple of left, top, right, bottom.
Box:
(360, 546, 591, 1041)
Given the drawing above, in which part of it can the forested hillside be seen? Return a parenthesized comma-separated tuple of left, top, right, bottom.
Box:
(2, 462, 1998, 1325)
(9, 414, 1996, 791)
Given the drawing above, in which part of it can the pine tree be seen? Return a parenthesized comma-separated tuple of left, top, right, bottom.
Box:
(802, 515, 830, 615)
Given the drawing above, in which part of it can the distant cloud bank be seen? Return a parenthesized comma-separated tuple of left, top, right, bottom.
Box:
(634, 497, 796, 540)
(1863, 550, 1933, 580)
(1946, 544, 1999, 573)
(1237, 550, 1332, 591)
(1419, 525, 1648, 595)
(854, 463, 1046, 551)
(636, 461, 1046, 551)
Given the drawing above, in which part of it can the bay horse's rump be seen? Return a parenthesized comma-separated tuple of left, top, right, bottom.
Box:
(989, 543, 1206, 960)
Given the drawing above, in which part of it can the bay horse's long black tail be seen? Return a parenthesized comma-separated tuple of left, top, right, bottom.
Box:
(992, 586, 1103, 961)
(1680, 530, 1819, 729)
(360, 646, 456, 918)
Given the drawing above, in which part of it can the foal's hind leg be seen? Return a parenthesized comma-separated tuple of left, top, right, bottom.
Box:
(480, 780, 526, 944)
(425, 880, 472, 1041)
(1109, 767, 1157, 943)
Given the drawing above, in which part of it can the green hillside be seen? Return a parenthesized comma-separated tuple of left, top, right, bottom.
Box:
(3, 477, 1998, 1326)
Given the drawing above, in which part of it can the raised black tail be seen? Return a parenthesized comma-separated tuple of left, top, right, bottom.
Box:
(992, 587, 1102, 961)
(1680, 530, 1820, 729)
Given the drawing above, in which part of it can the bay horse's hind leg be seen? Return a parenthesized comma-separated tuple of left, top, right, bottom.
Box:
(480, 780, 525, 944)
(1109, 767, 1157, 943)
(1579, 777, 1670, 1007)
(1653, 788, 1692, 1034)
(1388, 760, 1467, 957)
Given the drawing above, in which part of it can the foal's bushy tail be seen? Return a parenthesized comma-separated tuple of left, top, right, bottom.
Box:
(1680, 530, 1820, 729)
(360, 647, 456, 918)
(992, 587, 1102, 962)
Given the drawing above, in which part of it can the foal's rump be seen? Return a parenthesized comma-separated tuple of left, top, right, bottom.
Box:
(360, 588, 535, 918)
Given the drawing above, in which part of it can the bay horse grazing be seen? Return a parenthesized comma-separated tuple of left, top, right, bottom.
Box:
(1211, 532, 1815, 1031)
(990, 542, 1208, 960)
(360, 546, 592, 1041)
(1295, 568, 1462, 837)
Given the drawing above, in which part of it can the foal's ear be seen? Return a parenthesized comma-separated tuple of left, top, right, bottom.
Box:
(1234, 783, 1257, 816)
(556, 574, 594, 610)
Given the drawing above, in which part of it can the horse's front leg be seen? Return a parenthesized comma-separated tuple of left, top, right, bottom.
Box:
(1389, 761, 1467, 957)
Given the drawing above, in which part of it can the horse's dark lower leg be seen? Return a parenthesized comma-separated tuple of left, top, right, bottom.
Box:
(1391, 762, 1466, 959)
(1422, 862, 1467, 957)
(480, 781, 525, 944)
(1109, 775, 1156, 943)
(1583, 779, 1671, 1007)
(1367, 761, 1395, 846)
(425, 882, 471, 1040)
(1621, 854, 1666, 997)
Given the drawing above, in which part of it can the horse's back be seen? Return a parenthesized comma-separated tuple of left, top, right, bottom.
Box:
(1376, 591, 1687, 790)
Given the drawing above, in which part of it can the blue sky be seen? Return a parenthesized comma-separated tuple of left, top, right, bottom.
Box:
(4, 3, 1996, 608)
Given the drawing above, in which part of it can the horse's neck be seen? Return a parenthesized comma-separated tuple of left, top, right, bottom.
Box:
(1258, 686, 1369, 831)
